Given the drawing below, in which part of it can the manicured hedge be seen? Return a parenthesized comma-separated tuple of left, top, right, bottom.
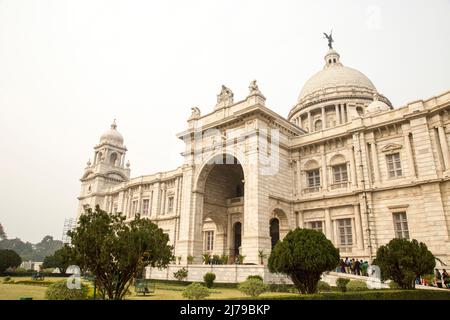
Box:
(242, 290, 450, 300)
(13, 280, 55, 286)
(0, 272, 67, 278)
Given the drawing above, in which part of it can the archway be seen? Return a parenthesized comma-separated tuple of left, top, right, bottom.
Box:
(270, 218, 280, 249)
(195, 153, 245, 261)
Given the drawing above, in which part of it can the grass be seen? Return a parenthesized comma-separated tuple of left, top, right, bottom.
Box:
(0, 283, 47, 300)
(1, 276, 449, 300)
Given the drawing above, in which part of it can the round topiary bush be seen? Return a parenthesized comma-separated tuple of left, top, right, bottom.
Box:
(182, 282, 210, 300)
(317, 280, 331, 292)
(247, 275, 263, 282)
(268, 228, 340, 294)
(238, 278, 267, 297)
(336, 278, 350, 292)
(45, 280, 89, 300)
(346, 280, 368, 291)
(203, 272, 216, 288)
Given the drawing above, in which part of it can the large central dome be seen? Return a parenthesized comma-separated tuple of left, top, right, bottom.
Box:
(288, 49, 392, 123)
(298, 54, 376, 103)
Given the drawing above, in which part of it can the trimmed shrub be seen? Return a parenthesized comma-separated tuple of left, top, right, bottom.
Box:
(45, 280, 89, 300)
(347, 280, 368, 291)
(268, 229, 339, 294)
(247, 275, 263, 282)
(238, 278, 267, 297)
(182, 282, 210, 300)
(317, 281, 331, 292)
(242, 290, 450, 300)
(15, 280, 54, 286)
(374, 238, 435, 289)
(203, 272, 216, 288)
(173, 268, 188, 281)
(336, 278, 350, 292)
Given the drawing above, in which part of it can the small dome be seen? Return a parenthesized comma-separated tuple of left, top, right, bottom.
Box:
(367, 93, 391, 114)
(100, 120, 124, 146)
(298, 50, 376, 103)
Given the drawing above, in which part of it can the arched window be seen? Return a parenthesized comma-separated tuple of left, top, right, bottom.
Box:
(110, 153, 118, 166)
(356, 107, 364, 116)
(314, 120, 323, 131)
(270, 218, 280, 249)
(97, 152, 103, 164)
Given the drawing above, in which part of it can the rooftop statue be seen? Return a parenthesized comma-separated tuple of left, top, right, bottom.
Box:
(323, 30, 334, 49)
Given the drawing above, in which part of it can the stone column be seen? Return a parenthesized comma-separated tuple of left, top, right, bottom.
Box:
(335, 104, 340, 125)
(174, 178, 179, 215)
(324, 208, 333, 243)
(321, 145, 328, 191)
(354, 204, 364, 250)
(321, 107, 326, 129)
(308, 111, 312, 132)
(438, 126, 450, 171)
(296, 158, 302, 197)
(298, 211, 304, 228)
(349, 147, 358, 188)
(403, 131, 417, 178)
(227, 213, 232, 256)
(370, 142, 381, 185)
(138, 186, 143, 214)
(161, 184, 166, 215)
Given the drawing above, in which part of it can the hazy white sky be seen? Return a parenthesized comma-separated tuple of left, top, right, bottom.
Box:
(0, 0, 449, 243)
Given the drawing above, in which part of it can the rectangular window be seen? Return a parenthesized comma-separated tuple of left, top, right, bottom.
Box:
(393, 212, 409, 239)
(204, 231, 214, 251)
(168, 196, 174, 213)
(307, 169, 321, 188)
(338, 218, 353, 247)
(142, 199, 149, 216)
(333, 164, 348, 183)
(309, 221, 323, 233)
(386, 153, 402, 178)
(113, 202, 118, 213)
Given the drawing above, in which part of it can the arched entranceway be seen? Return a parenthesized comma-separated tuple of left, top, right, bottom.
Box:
(270, 218, 280, 249)
(194, 154, 245, 261)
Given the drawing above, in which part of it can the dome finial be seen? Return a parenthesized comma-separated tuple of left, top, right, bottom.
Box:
(323, 30, 334, 49)
(111, 119, 117, 130)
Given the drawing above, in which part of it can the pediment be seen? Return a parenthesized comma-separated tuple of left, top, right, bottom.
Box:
(107, 172, 126, 181)
(380, 143, 402, 153)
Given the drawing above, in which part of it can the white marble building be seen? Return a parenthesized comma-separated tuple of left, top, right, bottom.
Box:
(77, 47, 450, 268)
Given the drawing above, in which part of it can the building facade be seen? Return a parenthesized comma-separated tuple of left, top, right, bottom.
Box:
(77, 48, 450, 267)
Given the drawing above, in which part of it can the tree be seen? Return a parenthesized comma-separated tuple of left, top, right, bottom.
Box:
(374, 238, 435, 289)
(68, 205, 173, 300)
(0, 249, 22, 273)
(0, 238, 34, 261)
(0, 223, 7, 240)
(33, 236, 63, 261)
(42, 245, 74, 274)
(268, 228, 340, 294)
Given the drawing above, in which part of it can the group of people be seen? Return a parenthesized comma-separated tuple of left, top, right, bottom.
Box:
(429, 269, 450, 289)
(336, 257, 370, 276)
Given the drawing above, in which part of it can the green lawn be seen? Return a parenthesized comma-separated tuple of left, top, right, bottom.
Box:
(1, 277, 449, 300)
(0, 283, 47, 300)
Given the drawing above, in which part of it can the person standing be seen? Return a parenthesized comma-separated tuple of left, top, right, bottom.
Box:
(442, 269, 449, 289)
(434, 269, 442, 288)
(354, 259, 361, 276)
